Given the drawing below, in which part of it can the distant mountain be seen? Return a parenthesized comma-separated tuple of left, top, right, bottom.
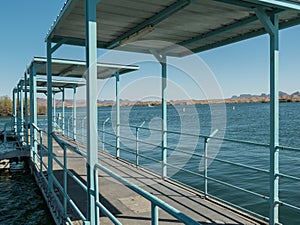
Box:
(231, 91, 292, 99)
(35, 90, 300, 109)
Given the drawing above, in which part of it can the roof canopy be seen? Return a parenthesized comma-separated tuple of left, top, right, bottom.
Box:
(31, 57, 139, 79)
(18, 77, 85, 91)
(46, 0, 300, 56)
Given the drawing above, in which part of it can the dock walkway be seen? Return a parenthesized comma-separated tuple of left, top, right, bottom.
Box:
(36, 133, 267, 225)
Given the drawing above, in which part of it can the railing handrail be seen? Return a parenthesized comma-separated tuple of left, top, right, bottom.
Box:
(51, 132, 200, 224)
(94, 163, 200, 225)
(119, 123, 270, 148)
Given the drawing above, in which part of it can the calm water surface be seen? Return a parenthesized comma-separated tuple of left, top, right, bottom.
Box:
(1, 102, 299, 224)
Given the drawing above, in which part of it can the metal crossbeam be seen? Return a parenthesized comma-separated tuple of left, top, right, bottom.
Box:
(247, 0, 300, 11)
(106, 0, 193, 49)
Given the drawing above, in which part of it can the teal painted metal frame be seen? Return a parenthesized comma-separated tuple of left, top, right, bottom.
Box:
(24, 72, 29, 146)
(47, 39, 54, 192)
(150, 50, 168, 179)
(73, 84, 77, 140)
(85, 0, 99, 224)
(29, 63, 38, 164)
(115, 72, 120, 158)
(255, 9, 280, 225)
(62, 88, 65, 135)
(20, 80, 24, 143)
(13, 88, 17, 133)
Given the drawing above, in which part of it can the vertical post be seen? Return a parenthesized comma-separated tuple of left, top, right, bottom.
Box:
(24, 72, 29, 146)
(115, 72, 120, 158)
(53, 92, 56, 125)
(161, 55, 167, 178)
(102, 117, 109, 151)
(136, 127, 139, 166)
(33, 65, 38, 165)
(136, 121, 145, 167)
(73, 84, 77, 140)
(63, 144, 68, 217)
(86, 0, 99, 224)
(269, 14, 279, 225)
(13, 88, 17, 133)
(47, 39, 53, 191)
(17, 85, 21, 136)
(40, 131, 43, 173)
(62, 88, 65, 135)
(30, 68, 34, 159)
(20, 81, 24, 143)
(30, 63, 38, 164)
(204, 137, 208, 197)
(151, 202, 158, 225)
(17, 85, 20, 135)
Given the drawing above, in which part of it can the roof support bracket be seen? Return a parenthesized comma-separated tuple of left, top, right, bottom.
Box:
(255, 7, 276, 35)
(51, 38, 67, 54)
(149, 49, 166, 64)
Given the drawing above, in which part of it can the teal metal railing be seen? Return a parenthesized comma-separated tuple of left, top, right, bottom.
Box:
(30, 122, 201, 224)
(33, 115, 300, 224)
(97, 121, 300, 224)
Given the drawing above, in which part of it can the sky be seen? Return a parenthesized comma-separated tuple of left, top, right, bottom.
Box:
(0, 1, 300, 100)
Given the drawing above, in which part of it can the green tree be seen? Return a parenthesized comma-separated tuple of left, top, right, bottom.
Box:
(0, 96, 12, 116)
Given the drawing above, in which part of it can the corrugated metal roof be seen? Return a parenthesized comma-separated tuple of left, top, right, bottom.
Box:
(46, 0, 300, 56)
(31, 57, 139, 79)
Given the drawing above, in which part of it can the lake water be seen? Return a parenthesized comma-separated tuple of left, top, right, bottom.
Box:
(1, 102, 299, 224)
(92, 102, 300, 224)
(0, 169, 54, 225)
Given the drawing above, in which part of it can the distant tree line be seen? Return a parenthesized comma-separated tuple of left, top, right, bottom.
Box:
(0, 96, 12, 116)
(0, 95, 47, 116)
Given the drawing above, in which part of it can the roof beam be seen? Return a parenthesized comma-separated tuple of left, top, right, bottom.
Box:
(47, 0, 80, 40)
(192, 14, 300, 53)
(180, 16, 258, 46)
(51, 36, 107, 48)
(245, 0, 300, 11)
(106, 0, 194, 49)
(161, 8, 282, 54)
(212, 0, 260, 8)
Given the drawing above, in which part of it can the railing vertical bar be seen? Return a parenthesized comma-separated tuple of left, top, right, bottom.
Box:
(63, 144, 68, 217)
(204, 137, 208, 197)
(151, 202, 159, 225)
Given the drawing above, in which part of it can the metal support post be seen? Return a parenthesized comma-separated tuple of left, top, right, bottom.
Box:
(102, 117, 110, 151)
(85, 0, 99, 223)
(17, 85, 20, 136)
(30, 63, 38, 164)
(115, 72, 120, 158)
(63, 144, 68, 217)
(40, 131, 43, 173)
(161, 55, 167, 179)
(255, 10, 280, 224)
(62, 88, 65, 135)
(20, 81, 24, 143)
(136, 121, 145, 167)
(203, 137, 208, 197)
(150, 50, 168, 178)
(269, 14, 279, 225)
(203, 129, 218, 198)
(24, 72, 29, 146)
(73, 84, 77, 140)
(53, 92, 56, 125)
(47, 39, 53, 190)
(13, 88, 17, 133)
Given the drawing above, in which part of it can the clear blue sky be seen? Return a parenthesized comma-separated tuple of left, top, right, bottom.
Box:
(0, 1, 300, 100)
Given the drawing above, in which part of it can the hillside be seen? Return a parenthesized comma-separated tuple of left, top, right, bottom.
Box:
(36, 91, 300, 108)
